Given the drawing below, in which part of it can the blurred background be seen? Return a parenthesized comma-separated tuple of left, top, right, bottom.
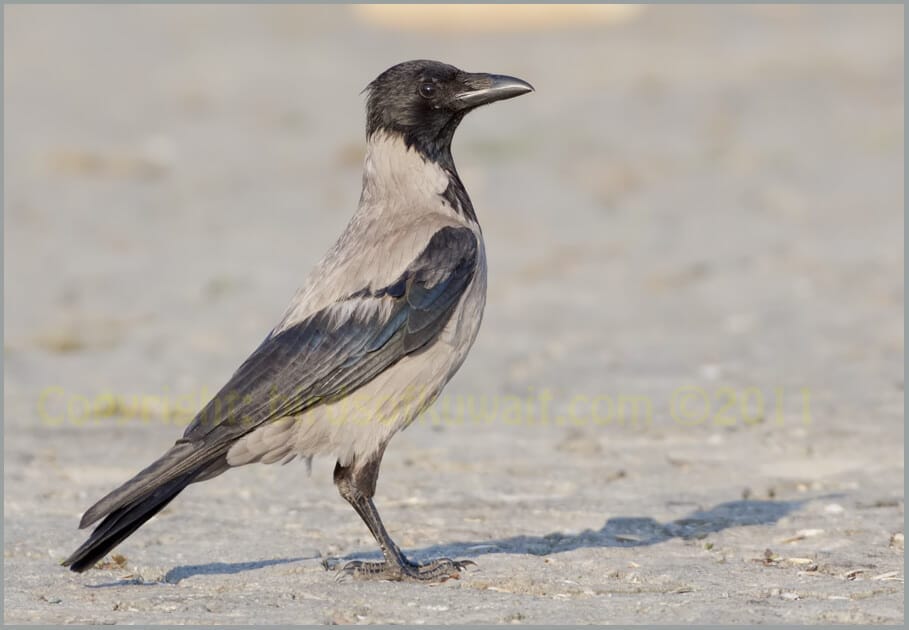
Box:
(4, 4, 904, 625)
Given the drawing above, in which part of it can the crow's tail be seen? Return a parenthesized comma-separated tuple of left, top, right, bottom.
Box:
(63, 436, 231, 572)
(62, 471, 198, 572)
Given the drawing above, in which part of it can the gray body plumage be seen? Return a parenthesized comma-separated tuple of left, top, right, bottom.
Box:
(228, 131, 487, 468)
(65, 60, 531, 579)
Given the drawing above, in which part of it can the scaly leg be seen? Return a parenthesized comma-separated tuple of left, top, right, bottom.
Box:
(333, 448, 474, 582)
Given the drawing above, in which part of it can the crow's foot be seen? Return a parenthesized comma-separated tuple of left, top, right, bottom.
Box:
(338, 557, 475, 582)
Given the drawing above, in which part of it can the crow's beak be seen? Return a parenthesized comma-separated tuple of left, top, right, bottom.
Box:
(454, 73, 534, 108)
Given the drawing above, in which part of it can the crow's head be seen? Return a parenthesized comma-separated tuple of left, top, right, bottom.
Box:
(365, 60, 533, 160)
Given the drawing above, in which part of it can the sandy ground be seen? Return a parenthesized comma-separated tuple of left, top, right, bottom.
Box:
(3, 4, 904, 625)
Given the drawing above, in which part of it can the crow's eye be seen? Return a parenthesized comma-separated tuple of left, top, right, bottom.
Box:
(419, 82, 436, 99)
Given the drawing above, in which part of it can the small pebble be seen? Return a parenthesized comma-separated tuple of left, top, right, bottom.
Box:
(780, 591, 800, 601)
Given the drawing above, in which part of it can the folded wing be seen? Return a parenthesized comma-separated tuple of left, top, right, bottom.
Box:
(77, 226, 479, 530)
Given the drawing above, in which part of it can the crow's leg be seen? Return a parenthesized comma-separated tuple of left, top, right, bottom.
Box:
(333, 448, 474, 582)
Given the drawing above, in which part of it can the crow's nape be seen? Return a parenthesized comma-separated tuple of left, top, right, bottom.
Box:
(63, 472, 196, 572)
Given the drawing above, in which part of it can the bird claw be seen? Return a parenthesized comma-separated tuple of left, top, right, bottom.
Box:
(336, 557, 476, 582)
(454, 559, 478, 568)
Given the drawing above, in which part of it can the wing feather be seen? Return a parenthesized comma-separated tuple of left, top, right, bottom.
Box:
(183, 225, 478, 447)
(83, 226, 479, 524)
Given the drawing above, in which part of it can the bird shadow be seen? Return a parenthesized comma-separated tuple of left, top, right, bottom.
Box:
(162, 555, 320, 584)
(87, 494, 838, 585)
(86, 555, 317, 588)
(338, 495, 838, 565)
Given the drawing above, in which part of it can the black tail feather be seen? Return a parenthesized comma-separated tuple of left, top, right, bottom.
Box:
(78, 440, 197, 530)
(63, 473, 196, 573)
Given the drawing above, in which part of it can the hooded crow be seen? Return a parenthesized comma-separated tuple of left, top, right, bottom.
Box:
(63, 59, 533, 582)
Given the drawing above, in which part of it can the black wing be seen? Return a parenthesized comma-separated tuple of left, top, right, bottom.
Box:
(185, 224, 478, 438)
(79, 226, 478, 528)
